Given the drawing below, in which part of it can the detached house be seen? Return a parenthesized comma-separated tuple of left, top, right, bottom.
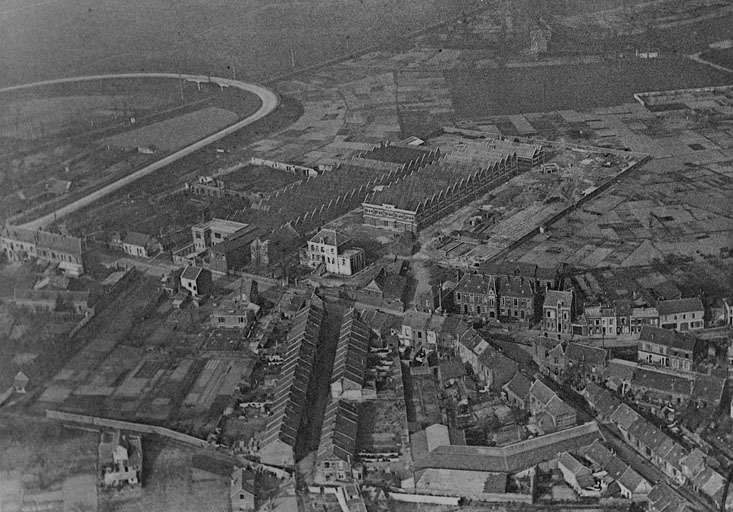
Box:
(99, 431, 142, 488)
(231, 468, 256, 511)
(498, 277, 536, 324)
(301, 229, 365, 276)
(657, 297, 704, 331)
(528, 380, 577, 433)
(180, 266, 213, 299)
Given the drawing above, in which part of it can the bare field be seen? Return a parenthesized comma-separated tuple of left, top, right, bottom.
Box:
(0, 0, 476, 87)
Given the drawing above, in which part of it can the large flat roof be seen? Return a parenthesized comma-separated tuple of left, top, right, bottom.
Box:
(193, 218, 250, 235)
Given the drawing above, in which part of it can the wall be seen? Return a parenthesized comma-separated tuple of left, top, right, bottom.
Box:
(46, 409, 207, 448)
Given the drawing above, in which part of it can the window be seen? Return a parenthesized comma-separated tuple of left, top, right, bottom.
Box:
(195, 232, 202, 239)
(513, 298, 518, 307)
(218, 317, 225, 323)
(214, 232, 221, 239)
(324, 462, 330, 469)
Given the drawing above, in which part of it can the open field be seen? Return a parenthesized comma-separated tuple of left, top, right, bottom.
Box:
(0, 0, 476, 87)
(0, 77, 260, 223)
(447, 56, 731, 118)
(101, 107, 239, 151)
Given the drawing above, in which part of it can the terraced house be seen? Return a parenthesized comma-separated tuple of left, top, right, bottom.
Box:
(1, 226, 86, 277)
(657, 297, 704, 331)
(637, 325, 702, 372)
(453, 273, 498, 320)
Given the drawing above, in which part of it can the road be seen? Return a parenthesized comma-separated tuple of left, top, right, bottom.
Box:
(0, 73, 280, 231)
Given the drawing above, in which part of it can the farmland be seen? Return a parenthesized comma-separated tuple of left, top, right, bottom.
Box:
(0, 77, 261, 223)
(0, 0, 477, 88)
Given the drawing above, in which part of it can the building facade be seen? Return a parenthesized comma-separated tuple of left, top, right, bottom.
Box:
(301, 229, 365, 276)
(543, 289, 573, 334)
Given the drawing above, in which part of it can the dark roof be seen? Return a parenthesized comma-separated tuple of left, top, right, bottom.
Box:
(498, 276, 534, 298)
(603, 359, 637, 383)
(454, 273, 496, 295)
(544, 289, 572, 308)
(656, 297, 703, 315)
(373, 272, 409, 301)
(610, 404, 641, 430)
(483, 472, 508, 494)
(262, 304, 323, 449)
(414, 422, 603, 473)
(566, 343, 608, 366)
(317, 399, 359, 463)
(477, 346, 518, 387)
(529, 380, 556, 406)
(439, 360, 467, 382)
(331, 310, 370, 388)
(631, 367, 694, 396)
(503, 373, 532, 400)
(692, 374, 725, 405)
(638, 325, 698, 352)
(3, 227, 84, 257)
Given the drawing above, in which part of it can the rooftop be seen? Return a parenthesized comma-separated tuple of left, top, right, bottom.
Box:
(309, 228, 350, 247)
(317, 399, 359, 464)
(657, 297, 704, 315)
(638, 325, 698, 352)
(194, 218, 250, 236)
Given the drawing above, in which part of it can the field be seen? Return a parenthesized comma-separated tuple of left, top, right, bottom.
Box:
(0, 78, 260, 223)
(447, 56, 731, 118)
(0, 0, 476, 87)
(101, 107, 239, 151)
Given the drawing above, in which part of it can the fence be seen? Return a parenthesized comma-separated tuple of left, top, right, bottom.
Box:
(485, 155, 651, 264)
(46, 409, 207, 448)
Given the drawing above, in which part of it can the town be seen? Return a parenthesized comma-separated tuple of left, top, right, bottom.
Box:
(1, 1, 733, 512)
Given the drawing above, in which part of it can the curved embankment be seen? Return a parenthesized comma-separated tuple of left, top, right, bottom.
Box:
(1, 73, 279, 230)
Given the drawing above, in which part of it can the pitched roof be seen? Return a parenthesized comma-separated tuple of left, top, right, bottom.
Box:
(656, 297, 703, 315)
(638, 325, 698, 352)
(414, 422, 603, 473)
(581, 439, 614, 466)
(454, 273, 495, 295)
(529, 380, 556, 406)
(402, 310, 431, 330)
(310, 228, 349, 247)
(558, 452, 595, 489)
(544, 395, 576, 420)
(503, 373, 532, 400)
(124, 231, 155, 247)
(331, 310, 370, 388)
(262, 304, 323, 449)
(498, 276, 534, 298)
(692, 374, 725, 405)
(317, 399, 359, 463)
(631, 367, 694, 396)
(610, 404, 641, 430)
(544, 289, 572, 308)
(181, 266, 203, 281)
(603, 358, 637, 383)
(566, 343, 607, 366)
(617, 466, 647, 493)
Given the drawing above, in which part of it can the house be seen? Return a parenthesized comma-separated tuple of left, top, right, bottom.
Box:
(13, 371, 28, 393)
(497, 277, 536, 325)
(657, 297, 704, 331)
(1, 227, 86, 276)
(502, 372, 532, 410)
(301, 229, 365, 276)
(453, 273, 498, 321)
(231, 468, 256, 511)
(208, 225, 263, 274)
(629, 366, 694, 415)
(581, 439, 652, 502)
(564, 342, 608, 384)
(180, 266, 213, 299)
(528, 380, 576, 433)
(557, 452, 599, 497)
(331, 310, 371, 400)
(260, 304, 323, 467)
(191, 218, 251, 252)
(582, 381, 622, 420)
(400, 310, 431, 347)
(315, 399, 360, 483)
(98, 431, 142, 488)
(602, 358, 637, 395)
(542, 289, 573, 334)
(475, 345, 519, 390)
(211, 291, 260, 329)
(680, 449, 727, 509)
(250, 224, 301, 269)
(354, 267, 409, 312)
(648, 484, 696, 512)
(478, 261, 557, 292)
(532, 336, 566, 382)
(637, 325, 702, 372)
(122, 231, 160, 258)
(416, 284, 442, 313)
(580, 305, 617, 337)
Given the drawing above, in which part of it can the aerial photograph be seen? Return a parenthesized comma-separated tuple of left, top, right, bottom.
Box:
(0, 0, 732, 511)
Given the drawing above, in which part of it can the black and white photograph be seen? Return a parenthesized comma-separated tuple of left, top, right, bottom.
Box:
(0, 0, 732, 511)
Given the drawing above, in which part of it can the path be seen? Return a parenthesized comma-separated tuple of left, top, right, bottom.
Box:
(0, 73, 279, 230)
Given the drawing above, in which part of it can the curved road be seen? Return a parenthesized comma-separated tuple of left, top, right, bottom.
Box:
(1, 73, 280, 230)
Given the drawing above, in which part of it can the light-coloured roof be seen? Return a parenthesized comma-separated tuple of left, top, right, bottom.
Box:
(194, 218, 249, 236)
